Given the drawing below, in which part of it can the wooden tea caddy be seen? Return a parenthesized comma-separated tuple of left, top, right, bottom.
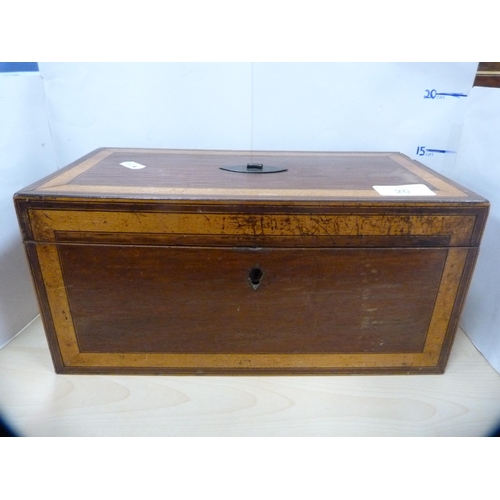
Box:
(14, 149, 489, 375)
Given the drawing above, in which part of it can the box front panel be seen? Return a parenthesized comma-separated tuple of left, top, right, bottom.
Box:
(57, 245, 446, 356)
(33, 241, 470, 373)
(23, 206, 478, 374)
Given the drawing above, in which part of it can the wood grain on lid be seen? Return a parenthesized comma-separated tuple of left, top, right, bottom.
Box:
(23, 149, 476, 201)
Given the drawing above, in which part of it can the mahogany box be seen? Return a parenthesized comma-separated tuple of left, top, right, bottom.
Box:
(14, 149, 489, 375)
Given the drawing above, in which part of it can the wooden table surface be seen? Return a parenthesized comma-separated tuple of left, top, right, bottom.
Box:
(1, 316, 500, 437)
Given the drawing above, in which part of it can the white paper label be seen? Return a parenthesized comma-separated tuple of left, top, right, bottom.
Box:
(373, 184, 436, 196)
(120, 161, 146, 170)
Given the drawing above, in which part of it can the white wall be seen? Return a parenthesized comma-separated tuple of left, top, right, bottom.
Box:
(0, 69, 57, 348)
(40, 63, 253, 166)
(40, 63, 477, 168)
(437, 86, 500, 373)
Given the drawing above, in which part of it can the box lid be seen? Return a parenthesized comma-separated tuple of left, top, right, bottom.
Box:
(15, 148, 488, 204)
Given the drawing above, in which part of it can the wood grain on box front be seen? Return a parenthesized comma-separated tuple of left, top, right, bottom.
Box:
(28, 209, 477, 247)
(32, 234, 470, 374)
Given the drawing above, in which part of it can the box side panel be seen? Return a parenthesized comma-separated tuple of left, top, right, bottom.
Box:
(435, 247, 481, 372)
(23, 243, 65, 372)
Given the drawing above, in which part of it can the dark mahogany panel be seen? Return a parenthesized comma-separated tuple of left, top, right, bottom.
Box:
(58, 244, 447, 355)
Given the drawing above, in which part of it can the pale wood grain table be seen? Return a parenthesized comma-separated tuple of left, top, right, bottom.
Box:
(1, 316, 500, 436)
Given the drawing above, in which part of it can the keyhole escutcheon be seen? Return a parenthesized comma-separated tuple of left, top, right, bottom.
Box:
(249, 267, 264, 290)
